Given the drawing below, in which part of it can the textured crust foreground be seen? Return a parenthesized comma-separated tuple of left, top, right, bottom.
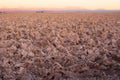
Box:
(0, 12, 120, 80)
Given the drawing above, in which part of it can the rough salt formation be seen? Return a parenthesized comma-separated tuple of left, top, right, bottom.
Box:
(0, 12, 120, 80)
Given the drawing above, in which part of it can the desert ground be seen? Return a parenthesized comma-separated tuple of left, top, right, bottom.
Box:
(0, 12, 120, 80)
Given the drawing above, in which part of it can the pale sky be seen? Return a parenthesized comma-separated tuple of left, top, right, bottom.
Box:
(0, 0, 120, 10)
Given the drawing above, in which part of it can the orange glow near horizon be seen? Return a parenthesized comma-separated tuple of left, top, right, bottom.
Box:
(0, 0, 120, 10)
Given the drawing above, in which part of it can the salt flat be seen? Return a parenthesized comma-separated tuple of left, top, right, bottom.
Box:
(0, 12, 120, 80)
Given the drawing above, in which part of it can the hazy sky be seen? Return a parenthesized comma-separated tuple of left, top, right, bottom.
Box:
(0, 0, 120, 10)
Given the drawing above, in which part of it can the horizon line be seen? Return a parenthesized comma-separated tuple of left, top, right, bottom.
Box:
(0, 8, 120, 12)
(0, 10, 120, 12)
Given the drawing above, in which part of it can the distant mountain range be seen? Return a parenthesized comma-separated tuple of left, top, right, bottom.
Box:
(49, 9, 120, 12)
(0, 8, 120, 12)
